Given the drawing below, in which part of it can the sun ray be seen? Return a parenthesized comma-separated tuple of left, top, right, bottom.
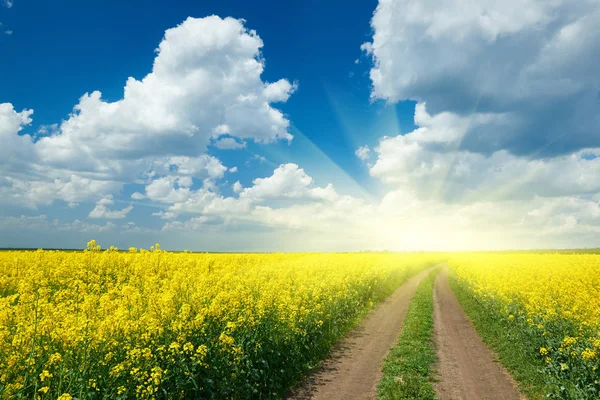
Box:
(255, 124, 379, 204)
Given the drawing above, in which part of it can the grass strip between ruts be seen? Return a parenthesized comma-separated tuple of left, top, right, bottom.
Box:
(376, 267, 440, 400)
(448, 273, 547, 400)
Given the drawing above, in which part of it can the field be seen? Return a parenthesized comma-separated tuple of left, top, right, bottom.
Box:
(1, 245, 599, 399)
(448, 254, 600, 399)
(0, 243, 437, 399)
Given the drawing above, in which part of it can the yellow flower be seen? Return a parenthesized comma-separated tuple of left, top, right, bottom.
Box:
(57, 394, 73, 400)
(48, 353, 63, 365)
(539, 347, 548, 356)
(39, 370, 53, 382)
(0, 246, 441, 397)
(582, 348, 596, 361)
(560, 363, 568, 371)
(38, 386, 50, 394)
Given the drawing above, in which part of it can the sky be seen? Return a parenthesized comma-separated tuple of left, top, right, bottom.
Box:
(0, 0, 599, 251)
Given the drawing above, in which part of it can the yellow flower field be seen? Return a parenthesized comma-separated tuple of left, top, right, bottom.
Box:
(449, 253, 600, 398)
(0, 242, 437, 399)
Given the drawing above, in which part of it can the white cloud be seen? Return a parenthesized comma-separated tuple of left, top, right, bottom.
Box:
(0, 214, 117, 233)
(69, 220, 117, 233)
(152, 210, 177, 220)
(363, 0, 600, 156)
(1, 8, 599, 250)
(34, 16, 294, 170)
(88, 195, 133, 219)
(240, 163, 312, 200)
(240, 163, 337, 201)
(153, 155, 227, 180)
(369, 103, 600, 202)
(150, 163, 339, 224)
(232, 181, 243, 193)
(2, 0, 12, 8)
(0, 103, 35, 171)
(4, 30, 12, 36)
(146, 158, 598, 249)
(1, 175, 122, 208)
(246, 154, 268, 166)
(263, 79, 298, 102)
(352, 0, 600, 248)
(0, 214, 49, 230)
(213, 137, 246, 150)
(177, 176, 193, 188)
(355, 145, 371, 161)
(162, 216, 209, 231)
(145, 176, 192, 203)
(0, 16, 295, 208)
(213, 124, 230, 135)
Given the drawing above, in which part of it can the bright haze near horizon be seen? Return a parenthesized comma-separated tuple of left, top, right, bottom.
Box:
(1, 0, 599, 251)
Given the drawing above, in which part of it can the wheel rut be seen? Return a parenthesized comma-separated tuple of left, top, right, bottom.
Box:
(433, 269, 524, 400)
(286, 267, 437, 400)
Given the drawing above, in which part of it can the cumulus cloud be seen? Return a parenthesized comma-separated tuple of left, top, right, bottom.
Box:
(263, 79, 298, 102)
(147, 163, 339, 224)
(369, 103, 600, 202)
(88, 195, 133, 219)
(152, 155, 227, 180)
(1, 175, 122, 208)
(0, 16, 296, 208)
(145, 176, 193, 204)
(1, 7, 598, 250)
(132, 154, 597, 249)
(213, 137, 247, 150)
(232, 181, 243, 193)
(350, 0, 600, 248)
(355, 145, 371, 161)
(239, 164, 338, 202)
(0, 103, 35, 171)
(363, 0, 600, 156)
(158, 161, 600, 250)
(34, 16, 295, 169)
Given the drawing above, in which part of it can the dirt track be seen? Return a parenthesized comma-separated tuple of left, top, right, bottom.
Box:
(433, 269, 523, 400)
(286, 267, 435, 400)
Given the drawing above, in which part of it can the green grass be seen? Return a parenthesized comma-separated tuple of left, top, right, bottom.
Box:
(376, 268, 440, 400)
(448, 274, 548, 400)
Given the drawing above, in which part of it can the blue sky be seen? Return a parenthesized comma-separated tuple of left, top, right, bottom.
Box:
(1, 0, 599, 251)
(1, 0, 416, 189)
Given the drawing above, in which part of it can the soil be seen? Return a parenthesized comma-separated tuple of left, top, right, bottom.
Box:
(433, 269, 524, 400)
(286, 267, 435, 400)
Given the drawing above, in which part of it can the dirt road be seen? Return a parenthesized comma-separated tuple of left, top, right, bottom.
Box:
(433, 270, 523, 400)
(286, 267, 436, 400)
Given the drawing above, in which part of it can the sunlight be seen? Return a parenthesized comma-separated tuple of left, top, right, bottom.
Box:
(256, 124, 378, 203)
